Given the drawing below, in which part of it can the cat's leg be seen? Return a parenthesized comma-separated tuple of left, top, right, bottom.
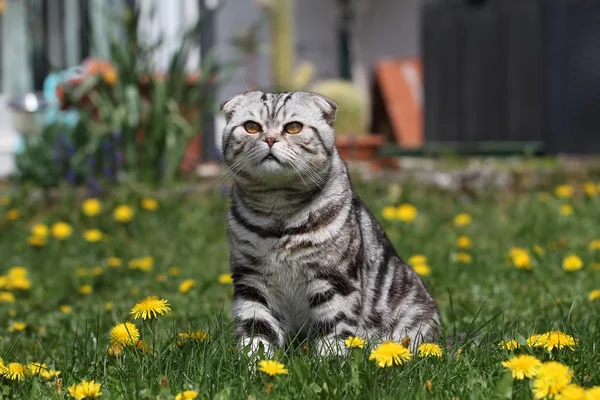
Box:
(309, 277, 361, 357)
(233, 294, 284, 357)
(389, 308, 441, 351)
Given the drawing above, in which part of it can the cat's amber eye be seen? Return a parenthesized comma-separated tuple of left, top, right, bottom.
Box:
(244, 121, 262, 134)
(284, 121, 303, 134)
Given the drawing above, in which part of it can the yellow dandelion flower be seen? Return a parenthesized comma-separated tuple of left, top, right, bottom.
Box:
(0, 357, 5, 374)
(110, 322, 140, 346)
(585, 387, 600, 400)
(31, 223, 49, 237)
(413, 263, 432, 277)
(155, 274, 167, 282)
(589, 240, 600, 251)
(454, 252, 472, 264)
(456, 236, 472, 249)
(557, 384, 586, 400)
(583, 182, 598, 197)
(532, 361, 573, 399)
(81, 198, 102, 217)
(560, 204, 574, 216)
(68, 380, 102, 399)
(177, 330, 209, 347)
(5, 209, 19, 221)
(501, 355, 541, 380)
(175, 390, 199, 400)
(128, 256, 154, 272)
(344, 336, 366, 349)
(541, 331, 576, 351)
(130, 296, 171, 320)
(563, 255, 583, 272)
(104, 302, 113, 311)
(6, 277, 31, 290)
(509, 248, 532, 270)
(8, 321, 27, 332)
(52, 222, 73, 240)
(113, 205, 134, 223)
(218, 273, 233, 284)
(92, 267, 104, 277)
(135, 340, 152, 353)
(453, 213, 472, 227)
(78, 284, 93, 295)
(83, 229, 103, 243)
(396, 204, 417, 223)
(28, 235, 46, 247)
(257, 360, 288, 376)
(0, 292, 15, 303)
(39, 368, 60, 380)
(555, 185, 574, 198)
(141, 198, 159, 211)
(408, 255, 427, 266)
(5, 267, 31, 290)
(108, 343, 124, 358)
(2, 362, 27, 380)
(106, 257, 122, 268)
(382, 206, 397, 221)
(28, 362, 55, 378)
(59, 305, 72, 314)
(526, 334, 546, 348)
(369, 341, 413, 368)
(417, 343, 443, 358)
(498, 339, 520, 351)
(589, 290, 600, 302)
(179, 279, 196, 294)
(168, 267, 182, 276)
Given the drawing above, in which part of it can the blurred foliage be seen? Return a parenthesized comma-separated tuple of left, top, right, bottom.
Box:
(14, 5, 237, 189)
(310, 80, 369, 136)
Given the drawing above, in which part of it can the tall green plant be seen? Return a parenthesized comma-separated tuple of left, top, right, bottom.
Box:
(15, 5, 236, 189)
(266, 0, 314, 91)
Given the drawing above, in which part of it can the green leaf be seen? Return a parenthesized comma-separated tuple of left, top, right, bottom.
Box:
(491, 372, 514, 400)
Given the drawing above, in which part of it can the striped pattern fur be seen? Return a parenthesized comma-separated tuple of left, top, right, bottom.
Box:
(221, 91, 440, 356)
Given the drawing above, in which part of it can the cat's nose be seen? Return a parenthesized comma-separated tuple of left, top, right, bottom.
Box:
(264, 137, 278, 148)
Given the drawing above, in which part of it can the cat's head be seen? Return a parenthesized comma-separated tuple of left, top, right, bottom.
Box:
(221, 91, 338, 186)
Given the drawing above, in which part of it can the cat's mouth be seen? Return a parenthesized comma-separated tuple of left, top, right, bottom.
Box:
(261, 153, 283, 164)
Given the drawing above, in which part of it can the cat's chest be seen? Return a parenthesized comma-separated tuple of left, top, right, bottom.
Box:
(260, 242, 313, 332)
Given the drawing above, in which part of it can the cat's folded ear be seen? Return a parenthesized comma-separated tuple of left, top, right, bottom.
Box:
(220, 93, 245, 122)
(310, 93, 338, 126)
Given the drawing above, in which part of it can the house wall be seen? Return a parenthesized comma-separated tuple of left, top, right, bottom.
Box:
(355, 0, 422, 71)
(216, 0, 421, 100)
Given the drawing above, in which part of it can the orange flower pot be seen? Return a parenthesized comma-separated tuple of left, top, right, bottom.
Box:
(335, 134, 385, 161)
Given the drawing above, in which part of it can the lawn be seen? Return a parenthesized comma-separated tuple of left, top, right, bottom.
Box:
(0, 179, 599, 399)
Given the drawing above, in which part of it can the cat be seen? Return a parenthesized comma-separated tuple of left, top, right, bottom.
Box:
(221, 91, 440, 356)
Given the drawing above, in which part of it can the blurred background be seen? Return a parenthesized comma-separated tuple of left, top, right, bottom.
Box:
(0, 0, 599, 189)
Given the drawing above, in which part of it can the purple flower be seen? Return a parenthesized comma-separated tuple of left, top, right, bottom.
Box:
(66, 170, 76, 184)
(87, 177, 102, 195)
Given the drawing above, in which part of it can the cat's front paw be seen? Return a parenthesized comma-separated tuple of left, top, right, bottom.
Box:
(239, 336, 275, 358)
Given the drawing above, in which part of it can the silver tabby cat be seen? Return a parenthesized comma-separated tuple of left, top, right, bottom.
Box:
(221, 91, 440, 356)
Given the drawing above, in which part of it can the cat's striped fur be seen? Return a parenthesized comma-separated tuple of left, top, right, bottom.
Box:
(221, 91, 440, 356)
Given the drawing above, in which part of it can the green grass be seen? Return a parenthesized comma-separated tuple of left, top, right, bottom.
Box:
(1, 180, 600, 399)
